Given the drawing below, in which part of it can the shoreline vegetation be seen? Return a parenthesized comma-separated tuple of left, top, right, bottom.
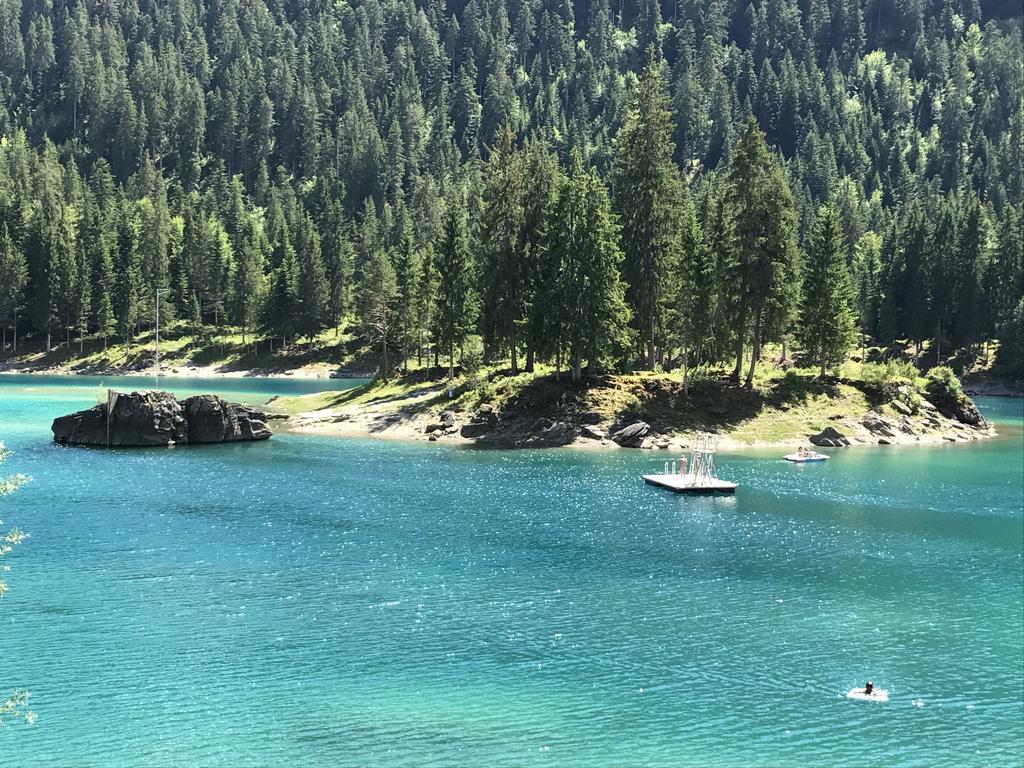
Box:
(0, 323, 1008, 452)
(264, 360, 996, 451)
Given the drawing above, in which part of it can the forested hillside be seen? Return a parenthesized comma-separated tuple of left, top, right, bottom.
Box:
(0, 0, 1020, 380)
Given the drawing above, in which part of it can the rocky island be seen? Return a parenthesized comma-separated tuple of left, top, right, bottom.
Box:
(52, 391, 272, 447)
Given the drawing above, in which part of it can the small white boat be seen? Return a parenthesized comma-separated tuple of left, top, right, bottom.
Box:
(847, 687, 889, 702)
(784, 452, 829, 463)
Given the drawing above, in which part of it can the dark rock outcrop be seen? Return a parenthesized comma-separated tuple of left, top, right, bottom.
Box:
(52, 390, 271, 447)
(612, 421, 651, 447)
(809, 426, 851, 447)
(862, 411, 896, 437)
(460, 421, 492, 438)
(182, 394, 272, 443)
(946, 398, 986, 427)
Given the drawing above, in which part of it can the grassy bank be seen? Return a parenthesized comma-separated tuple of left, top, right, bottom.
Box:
(268, 357, 993, 449)
(0, 321, 370, 378)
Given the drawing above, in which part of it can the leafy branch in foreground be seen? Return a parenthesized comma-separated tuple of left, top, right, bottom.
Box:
(1, 442, 34, 726)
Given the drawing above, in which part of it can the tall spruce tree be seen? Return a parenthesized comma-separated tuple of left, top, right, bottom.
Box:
(433, 196, 476, 373)
(393, 224, 420, 372)
(478, 124, 526, 371)
(231, 214, 267, 344)
(549, 151, 631, 380)
(359, 248, 399, 377)
(613, 51, 684, 368)
(796, 206, 858, 376)
(293, 211, 329, 342)
(0, 225, 28, 350)
(519, 138, 560, 372)
(723, 116, 801, 386)
(674, 200, 715, 381)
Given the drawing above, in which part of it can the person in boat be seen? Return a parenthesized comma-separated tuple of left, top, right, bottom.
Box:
(797, 446, 807, 457)
(863, 681, 874, 695)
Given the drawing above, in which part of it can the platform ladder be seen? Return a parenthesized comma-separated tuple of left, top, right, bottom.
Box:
(687, 434, 720, 485)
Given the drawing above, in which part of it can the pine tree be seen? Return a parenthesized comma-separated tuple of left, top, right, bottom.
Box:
(613, 51, 683, 368)
(321, 201, 355, 335)
(415, 245, 440, 368)
(478, 124, 526, 371)
(114, 203, 144, 346)
(231, 215, 267, 344)
(0, 225, 28, 351)
(393, 225, 420, 372)
(796, 206, 858, 376)
(851, 231, 883, 343)
(723, 116, 801, 386)
(674, 201, 715, 379)
(293, 212, 329, 342)
(433, 196, 476, 373)
(519, 137, 559, 372)
(549, 151, 631, 380)
(359, 249, 398, 378)
(92, 234, 117, 350)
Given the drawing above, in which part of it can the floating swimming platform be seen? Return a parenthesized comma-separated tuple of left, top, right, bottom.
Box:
(642, 473, 737, 494)
(783, 452, 829, 463)
(644, 434, 737, 494)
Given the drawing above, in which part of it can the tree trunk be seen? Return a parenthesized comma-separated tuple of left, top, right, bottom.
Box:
(744, 318, 762, 388)
(732, 334, 744, 382)
(47, 331, 52, 352)
(682, 343, 689, 396)
(510, 333, 518, 375)
(570, 355, 582, 382)
(525, 347, 535, 373)
(646, 323, 656, 369)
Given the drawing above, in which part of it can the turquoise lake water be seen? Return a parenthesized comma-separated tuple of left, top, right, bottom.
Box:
(1, 374, 1022, 767)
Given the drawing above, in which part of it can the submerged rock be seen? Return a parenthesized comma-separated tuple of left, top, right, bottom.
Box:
(52, 390, 271, 447)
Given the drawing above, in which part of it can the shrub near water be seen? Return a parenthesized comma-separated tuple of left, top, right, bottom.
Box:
(924, 366, 967, 409)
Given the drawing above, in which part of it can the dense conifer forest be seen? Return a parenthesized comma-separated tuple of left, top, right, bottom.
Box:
(0, 0, 1020, 380)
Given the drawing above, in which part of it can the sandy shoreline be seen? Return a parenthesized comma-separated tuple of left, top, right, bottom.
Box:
(0, 360, 371, 380)
(274, 395, 997, 453)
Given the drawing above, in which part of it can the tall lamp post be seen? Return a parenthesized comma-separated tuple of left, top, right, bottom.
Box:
(154, 287, 171, 381)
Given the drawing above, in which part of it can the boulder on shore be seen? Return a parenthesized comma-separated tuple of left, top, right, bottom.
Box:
(612, 421, 651, 447)
(809, 426, 851, 447)
(52, 390, 271, 447)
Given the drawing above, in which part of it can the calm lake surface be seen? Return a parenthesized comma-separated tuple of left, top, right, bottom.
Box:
(1, 375, 1022, 767)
